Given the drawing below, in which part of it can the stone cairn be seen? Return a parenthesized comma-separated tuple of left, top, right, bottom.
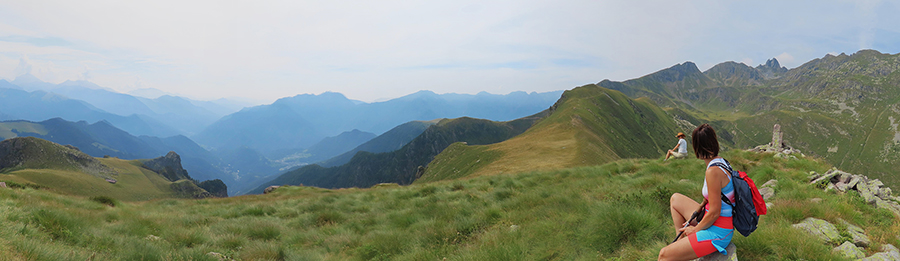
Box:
(749, 124, 803, 159)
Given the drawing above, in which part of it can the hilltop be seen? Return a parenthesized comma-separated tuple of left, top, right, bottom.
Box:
(0, 137, 224, 201)
(418, 85, 679, 183)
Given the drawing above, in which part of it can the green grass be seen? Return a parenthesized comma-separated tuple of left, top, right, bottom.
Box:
(0, 150, 894, 260)
(0, 122, 48, 139)
(1, 157, 201, 201)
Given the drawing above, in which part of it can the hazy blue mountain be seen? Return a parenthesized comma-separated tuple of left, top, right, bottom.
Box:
(9, 73, 55, 91)
(0, 79, 20, 90)
(319, 120, 436, 167)
(0, 118, 231, 190)
(54, 80, 158, 117)
(0, 87, 179, 137)
(195, 103, 324, 153)
(137, 95, 222, 135)
(189, 98, 252, 118)
(195, 90, 563, 156)
(5, 76, 244, 136)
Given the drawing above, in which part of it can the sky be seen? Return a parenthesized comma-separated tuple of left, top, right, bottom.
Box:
(0, 0, 898, 103)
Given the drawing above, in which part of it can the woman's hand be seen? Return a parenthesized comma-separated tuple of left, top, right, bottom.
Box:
(678, 225, 697, 237)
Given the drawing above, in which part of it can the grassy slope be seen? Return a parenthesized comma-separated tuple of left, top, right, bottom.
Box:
(0, 137, 209, 201)
(419, 85, 680, 183)
(0, 150, 896, 260)
(1, 158, 184, 201)
(0, 121, 48, 139)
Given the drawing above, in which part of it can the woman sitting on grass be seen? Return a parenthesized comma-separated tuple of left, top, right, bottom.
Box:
(658, 124, 735, 261)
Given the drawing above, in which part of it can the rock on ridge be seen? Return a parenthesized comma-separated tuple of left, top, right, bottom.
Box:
(808, 168, 900, 217)
(142, 151, 192, 182)
(792, 217, 842, 243)
(749, 124, 803, 159)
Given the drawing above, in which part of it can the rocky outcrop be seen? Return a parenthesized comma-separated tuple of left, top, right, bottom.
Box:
(839, 218, 871, 247)
(264, 185, 281, 194)
(809, 168, 900, 217)
(198, 179, 228, 198)
(749, 124, 803, 159)
(792, 217, 900, 260)
(755, 58, 788, 79)
(792, 217, 842, 243)
(142, 151, 193, 182)
(833, 241, 865, 259)
(860, 244, 900, 261)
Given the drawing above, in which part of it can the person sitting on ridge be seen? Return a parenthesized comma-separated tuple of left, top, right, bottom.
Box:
(665, 132, 688, 161)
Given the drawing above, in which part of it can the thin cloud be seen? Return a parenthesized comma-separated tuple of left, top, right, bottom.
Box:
(0, 1, 899, 102)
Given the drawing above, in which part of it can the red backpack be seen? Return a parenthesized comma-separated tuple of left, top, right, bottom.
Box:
(712, 160, 767, 237)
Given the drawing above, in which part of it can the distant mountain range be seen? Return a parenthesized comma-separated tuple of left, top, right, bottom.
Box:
(194, 90, 564, 157)
(4, 75, 247, 136)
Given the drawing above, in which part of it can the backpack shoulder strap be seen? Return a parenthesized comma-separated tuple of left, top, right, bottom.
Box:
(710, 162, 736, 207)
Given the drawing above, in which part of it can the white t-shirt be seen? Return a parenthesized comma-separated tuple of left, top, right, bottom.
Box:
(677, 138, 688, 154)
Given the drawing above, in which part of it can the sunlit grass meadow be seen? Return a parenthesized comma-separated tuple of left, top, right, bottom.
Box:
(0, 150, 896, 260)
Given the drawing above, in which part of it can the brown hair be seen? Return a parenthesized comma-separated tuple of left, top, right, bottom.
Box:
(691, 123, 719, 159)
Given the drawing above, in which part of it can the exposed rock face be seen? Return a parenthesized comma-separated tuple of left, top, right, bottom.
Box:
(142, 151, 193, 182)
(759, 179, 777, 201)
(792, 217, 842, 243)
(833, 241, 866, 259)
(838, 218, 871, 247)
(198, 179, 228, 198)
(809, 168, 900, 217)
(755, 58, 788, 79)
(860, 244, 900, 261)
(264, 185, 281, 194)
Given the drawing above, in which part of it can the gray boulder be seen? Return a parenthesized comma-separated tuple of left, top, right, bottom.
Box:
(263, 185, 281, 194)
(695, 242, 738, 261)
(759, 187, 775, 201)
(792, 217, 841, 243)
(874, 198, 900, 216)
(838, 219, 870, 247)
(833, 241, 865, 259)
(857, 181, 879, 205)
(860, 244, 900, 261)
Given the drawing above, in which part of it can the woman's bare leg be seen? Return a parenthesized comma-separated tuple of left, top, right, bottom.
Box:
(669, 193, 699, 234)
(665, 150, 674, 160)
(658, 235, 700, 261)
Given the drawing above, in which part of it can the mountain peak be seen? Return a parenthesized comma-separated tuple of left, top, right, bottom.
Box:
(646, 61, 703, 83)
(756, 58, 788, 79)
(703, 61, 764, 86)
(12, 73, 44, 84)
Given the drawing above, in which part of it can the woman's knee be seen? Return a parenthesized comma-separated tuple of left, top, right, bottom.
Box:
(670, 193, 686, 205)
